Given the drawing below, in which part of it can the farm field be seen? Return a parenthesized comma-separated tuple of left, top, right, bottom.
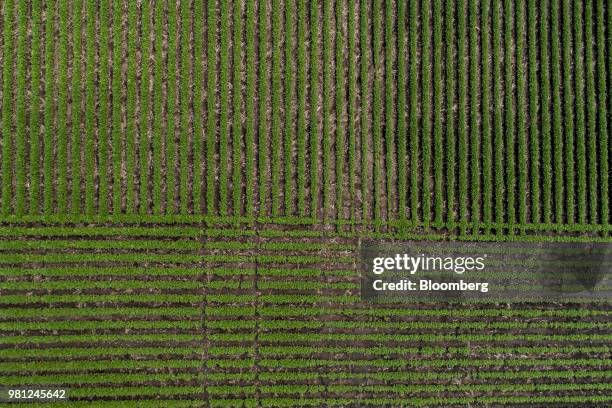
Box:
(0, 0, 610, 407)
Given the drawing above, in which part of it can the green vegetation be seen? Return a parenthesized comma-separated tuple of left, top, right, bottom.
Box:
(98, 0, 110, 215)
(15, 0, 27, 215)
(126, 0, 137, 214)
(1, 224, 610, 405)
(206, 0, 218, 215)
(445, 0, 455, 225)
(285, 0, 296, 216)
(44, 0, 57, 215)
(271, 1, 282, 216)
(232, 0, 244, 217)
(30, 0, 42, 215)
(2, 0, 14, 215)
(245, 0, 256, 218)
(0, 1, 609, 406)
(166, 1, 178, 215)
(111, 0, 123, 214)
(139, 0, 152, 215)
(409, 0, 419, 224)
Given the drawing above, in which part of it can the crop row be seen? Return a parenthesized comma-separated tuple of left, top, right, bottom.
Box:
(0, 2, 609, 229)
(0, 225, 609, 404)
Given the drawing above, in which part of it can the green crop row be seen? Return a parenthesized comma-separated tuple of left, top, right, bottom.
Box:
(0, 294, 202, 305)
(245, 0, 256, 217)
(1, 347, 200, 360)
(232, 0, 244, 216)
(383, 0, 394, 220)
(254, 332, 612, 343)
(1, 280, 201, 291)
(0, 319, 199, 332)
(210, 368, 608, 384)
(2, 0, 14, 215)
(0, 266, 200, 277)
(270, 1, 282, 216)
(215, 396, 612, 408)
(0, 3, 610, 225)
(0, 333, 201, 345)
(15, 402, 200, 408)
(234, 305, 611, 318)
(408, 0, 419, 224)
(1, 372, 204, 387)
(14, 0, 28, 215)
(166, 1, 178, 214)
(111, 1, 122, 214)
(125, 0, 137, 213)
(29, 0, 42, 214)
(138, 1, 151, 215)
(216, 319, 611, 331)
(457, 0, 468, 234)
(372, 0, 383, 222)
(0, 253, 201, 263)
(285, 1, 296, 216)
(469, 0, 480, 226)
(0, 215, 608, 234)
(256, 345, 610, 358)
(1, 358, 202, 374)
(0, 239, 200, 250)
(0, 306, 201, 319)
